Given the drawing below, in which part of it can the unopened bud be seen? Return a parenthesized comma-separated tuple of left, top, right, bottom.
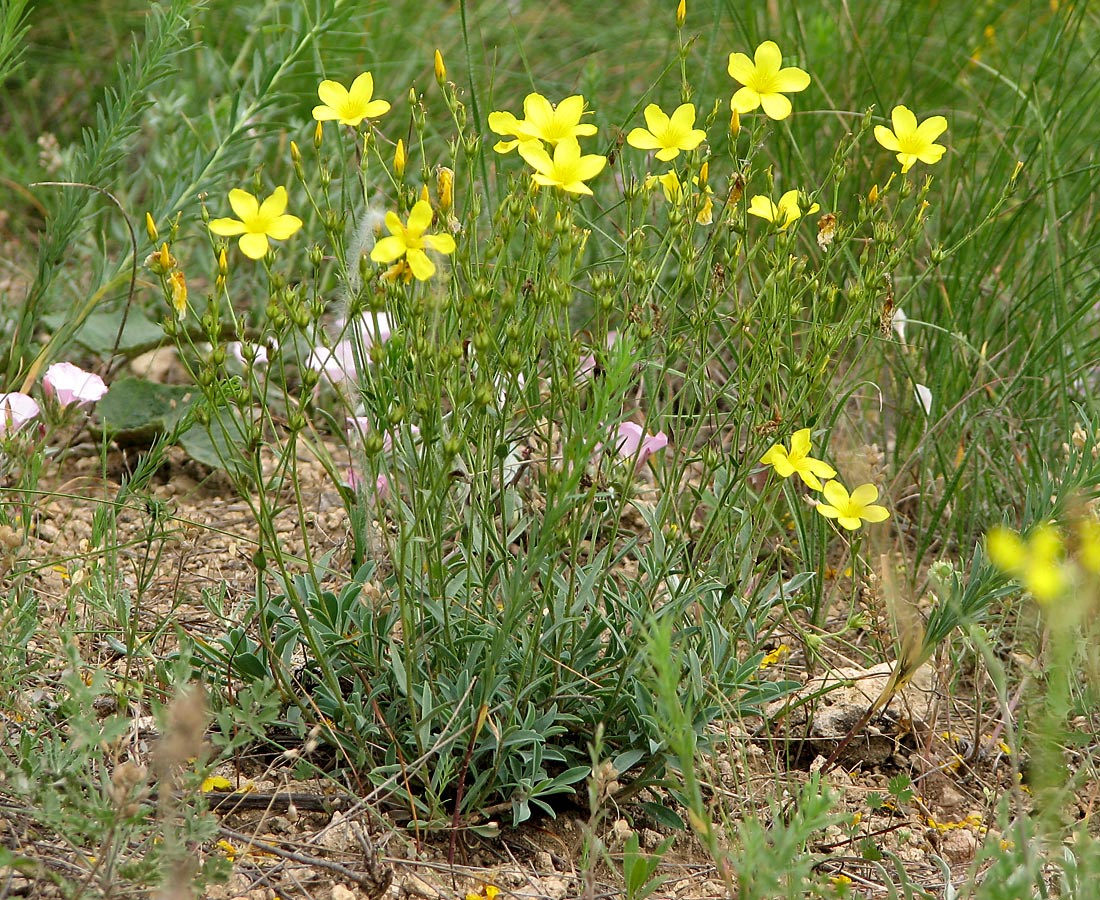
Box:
(434, 49, 446, 85)
(676, 0, 686, 28)
(290, 140, 301, 164)
(218, 247, 228, 278)
(145, 213, 158, 243)
(313, 120, 324, 149)
(394, 138, 406, 177)
(699, 160, 709, 187)
(437, 167, 454, 214)
(729, 107, 740, 136)
(420, 184, 430, 205)
(158, 243, 171, 272)
(868, 183, 880, 204)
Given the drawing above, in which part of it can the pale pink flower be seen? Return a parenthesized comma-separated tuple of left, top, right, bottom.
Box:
(374, 473, 390, 501)
(576, 330, 620, 384)
(604, 421, 668, 471)
(343, 468, 389, 502)
(42, 362, 108, 408)
(0, 392, 40, 436)
(228, 341, 270, 367)
(307, 340, 357, 384)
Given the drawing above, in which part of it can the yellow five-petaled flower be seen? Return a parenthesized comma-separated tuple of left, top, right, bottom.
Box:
(208, 186, 303, 260)
(626, 103, 707, 161)
(727, 41, 811, 121)
(815, 481, 891, 531)
(519, 138, 607, 195)
(645, 170, 713, 224)
(986, 523, 1066, 604)
(312, 72, 391, 127)
(874, 105, 948, 174)
(747, 190, 820, 231)
(370, 200, 456, 281)
(488, 93, 597, 153)
(760, 428, 836, 490)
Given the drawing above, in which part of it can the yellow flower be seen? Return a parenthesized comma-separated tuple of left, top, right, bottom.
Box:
(727, 41, 811, 120)
(758, 643, 790, 670)
(169, 269, 187, 319)
(208, 186, 303, 260)
(518, 138, 606, 195)
(626, 103, 707, 161)
(1077, 518, 1100, 574)
(815, 481, 891, 531)
(370, 200, 456, 281)
(312, 72, 391, 127)
(874, 105, 947, 174)
(987, 523, 1066, 604)
(644, 170, 713, 224)
(759, 428, 836, 490)
(488, 93, 597, 153)
(747, 190, 820, 231)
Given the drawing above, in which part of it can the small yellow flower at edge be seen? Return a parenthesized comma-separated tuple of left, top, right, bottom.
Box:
(519, 138, 606, 195)
(760, 428, 836, 490)
(748, 190, 820, 231)
(986, 523, 1066, 604)
(727, 40, 811, 121)
(645, 170, 714, 225)
(626, 102, 707, 161)
(312, 72, 391, 127)
(815, 481, 891, 531)
(874, 105, 948, 174)
(370, 200, 456, 281)
(208, 186, 303, 260)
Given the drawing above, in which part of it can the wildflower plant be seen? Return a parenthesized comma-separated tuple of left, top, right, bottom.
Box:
(147, 10, 978, 830)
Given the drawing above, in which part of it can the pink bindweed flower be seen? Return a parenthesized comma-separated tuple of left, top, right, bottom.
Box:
(307, 340, 357, 384)
(42, 362, 108, 408)
(343, 467, 390, 502)
(0, 392, 40, 436)
(228, 341, 270, 368)
(576, 330, 620, 384)
(310, 313, 394, 385)
(607, 421, 668, 471)
(374, 473, 390, 501)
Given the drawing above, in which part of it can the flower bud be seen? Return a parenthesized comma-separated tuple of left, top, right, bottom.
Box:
(437, 167, 454, 213)
(145, 213, 158, 243)
(676, 0, 686, 27)
(314, 120, 324, 149)
(218, 247, 228, 278)
(434, 49, 446, 85)
(290, 140, 301, 164)
(729, 107, 740, 136)
(157, 243, 171, 273)
(394, 138, 406, 177)
(420, 184, 430, 206)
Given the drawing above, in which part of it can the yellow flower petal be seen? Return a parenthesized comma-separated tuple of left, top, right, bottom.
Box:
(759, 92, 794, 121)
(238, 232, 270, 260)
(208, 217, 247, 236)
(227, 188, 259, 221)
